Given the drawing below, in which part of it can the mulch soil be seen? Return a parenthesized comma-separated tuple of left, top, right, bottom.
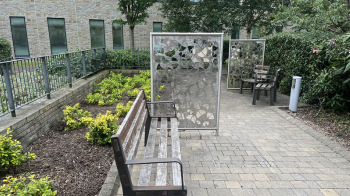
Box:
(0, 95, 133, 196)
(283, 106, 350, 151)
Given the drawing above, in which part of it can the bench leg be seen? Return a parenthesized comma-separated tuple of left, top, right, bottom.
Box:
(252, 88, 257, 105)
(257, 89, 261, 100)
(240, 80, 244, 94)
(144, 117, 152, 146)
(270, 88, 274, 106)
(274, 86, 277, 102)
(251, 83, 254, 93)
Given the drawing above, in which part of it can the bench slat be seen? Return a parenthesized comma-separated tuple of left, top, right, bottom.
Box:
(171, 118, 183, 186)
(122, 100, 146, 163)
(116, 91, 145, 143)
(155, 118, 168, 186)
(137, 118, 158, 186)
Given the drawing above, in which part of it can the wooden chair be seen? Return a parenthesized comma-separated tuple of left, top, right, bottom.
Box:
(240, 65, 270, 94)
(252, 69, 281, 106)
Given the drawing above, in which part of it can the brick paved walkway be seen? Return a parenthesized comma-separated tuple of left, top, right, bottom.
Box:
(118, 76, 350, 196)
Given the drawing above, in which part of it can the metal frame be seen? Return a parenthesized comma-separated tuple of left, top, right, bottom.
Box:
(227, 39, 266, 90)
(150, 33, 223, 136)
(47, 17, 69, 55)
(89, 19, 106, 49)
(9, 16, 30, 58)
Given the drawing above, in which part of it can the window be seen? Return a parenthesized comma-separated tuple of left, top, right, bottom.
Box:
(47, 18, 68, 55)
(231, 26, 240, 39)
(153, 22, 162, 32)
(112, 22, 123, 50)
(252, 27, 259, 39)
(89, 20, 105, 49)
(276, 26, 283, 33)
(10, 17, 30, 57)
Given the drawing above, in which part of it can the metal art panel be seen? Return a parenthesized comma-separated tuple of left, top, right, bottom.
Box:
(151, 33, 223, 134)
(227, 39, 266, 89)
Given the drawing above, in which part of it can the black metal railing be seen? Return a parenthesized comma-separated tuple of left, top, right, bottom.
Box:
(0, 47, 150, 117)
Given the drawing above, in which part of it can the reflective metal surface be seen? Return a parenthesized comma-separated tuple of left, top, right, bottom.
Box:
(227, 39, 266, 89)
(151, 33, 223, 132)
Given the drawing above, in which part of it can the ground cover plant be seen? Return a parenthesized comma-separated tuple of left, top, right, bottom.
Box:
(0, 70, 156, 196)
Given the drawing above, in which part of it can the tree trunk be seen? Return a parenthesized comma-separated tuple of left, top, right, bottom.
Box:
(130, 27, 135, 53)
(247, 29, 251, 39)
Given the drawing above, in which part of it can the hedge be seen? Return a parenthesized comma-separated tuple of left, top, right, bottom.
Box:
(265, 32, 350, 111)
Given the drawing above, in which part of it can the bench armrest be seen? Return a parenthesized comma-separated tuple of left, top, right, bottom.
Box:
(146, 101, 177, 118)
(126, 158, 185, 190)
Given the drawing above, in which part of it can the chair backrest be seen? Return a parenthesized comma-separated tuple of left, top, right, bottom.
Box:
(253, 65, 270, 81)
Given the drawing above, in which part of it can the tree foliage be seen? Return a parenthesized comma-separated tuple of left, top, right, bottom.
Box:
(232, 0, 281, 38)
(160, 0, 235, 33)
(114, 0, 157, 51)
(272, 0, 350, 34)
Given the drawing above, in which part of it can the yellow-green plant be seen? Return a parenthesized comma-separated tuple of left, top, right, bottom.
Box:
(85, 111, 119, 145)
(63, 103, 92, 131)
(116, 101, 134, 117)
(159, 85, 165, 92)
(0, 174, 57, 195)
(0, 129, 36, 173)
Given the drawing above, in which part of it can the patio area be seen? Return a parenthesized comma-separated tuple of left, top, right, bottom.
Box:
(118, 75, 350, 196)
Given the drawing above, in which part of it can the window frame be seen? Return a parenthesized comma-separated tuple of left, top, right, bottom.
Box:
(112, 21, 124, 50)
(231, 26, 240, 39)
(9, 16, 30, 58)
(89, 19, 106, 49)
(47, 17, 68, 55)
(153, 22, 163, 32)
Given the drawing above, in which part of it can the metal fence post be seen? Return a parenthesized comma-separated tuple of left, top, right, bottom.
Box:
(65, 53, 72, 88)
(41, 57, 51, 99)
(138, 47, 140, 69)
(2, 62, 16, 117)
(103, 48, 106, 69)
(93, 49, 97, 72)
(82, 51, 87, 80)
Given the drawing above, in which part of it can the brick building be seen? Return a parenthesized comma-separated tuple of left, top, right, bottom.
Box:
(0, 0, 291, 58)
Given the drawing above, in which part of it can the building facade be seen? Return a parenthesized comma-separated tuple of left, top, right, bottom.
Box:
(0, 0, 166, 57)
(0, 0, 293, 58)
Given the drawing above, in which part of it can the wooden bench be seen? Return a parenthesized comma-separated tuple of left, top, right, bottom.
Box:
(111, 89, 187, 196)
(240, 65, 270, 94)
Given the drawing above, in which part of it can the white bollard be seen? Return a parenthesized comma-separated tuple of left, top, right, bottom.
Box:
(289, 76, 302, 112)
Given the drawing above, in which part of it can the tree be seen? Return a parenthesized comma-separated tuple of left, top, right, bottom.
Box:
(231, 0, 281, 39)
(114, 0, 157, 52)
(160, 0, 235, 33)
(272, 0, 350, 34)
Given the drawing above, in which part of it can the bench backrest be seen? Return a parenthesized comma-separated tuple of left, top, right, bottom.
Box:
(111, 90, 149, 191)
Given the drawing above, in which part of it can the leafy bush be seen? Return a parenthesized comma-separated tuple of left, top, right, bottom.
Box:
(265, 31, 350, 111)
(223, 40, 230, 63)
(63, 103, 92, 131)
(106, 49, 150, 69)
(0, 37, 12, 60)
(86, 71, 152, 106)
(0, 129, 36, 173)
(116, 101, 133, 117)
(85, 111, 119, 145)
(0, 174, 57, 195)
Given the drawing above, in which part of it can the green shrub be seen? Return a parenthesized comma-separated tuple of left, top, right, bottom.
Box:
(116, 101, 133, 117)
(63, 103, 92, 131)
(0, 37, 12, 60)
(265, 31, 350, 111)
(85, 111, 119, 145)
(0, 129, 36, 173)
(223, 40, 230, 62)
(106, 49, 150, 69)
(0, 174, 57, 195)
